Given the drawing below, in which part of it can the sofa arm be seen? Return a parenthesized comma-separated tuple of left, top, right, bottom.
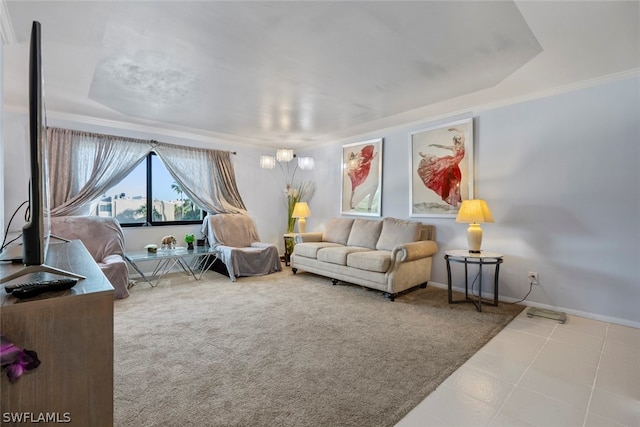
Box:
(392, 240, 438, 263)
(293, 232, 323, 243)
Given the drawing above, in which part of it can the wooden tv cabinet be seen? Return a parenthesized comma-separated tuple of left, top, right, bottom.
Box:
(1, 240, 114, 426)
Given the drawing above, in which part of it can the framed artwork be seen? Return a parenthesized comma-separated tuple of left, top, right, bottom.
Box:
(410, 118, 474, 217)
(341, 138, 383, 216)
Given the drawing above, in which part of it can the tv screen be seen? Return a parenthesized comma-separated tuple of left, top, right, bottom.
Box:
(21, 20, 50, 266)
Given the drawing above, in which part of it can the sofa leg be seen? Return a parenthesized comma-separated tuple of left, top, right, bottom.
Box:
(292, 268, 297, 274)
(331, 279, 338, 286)
(384, 292, 396, 302)
(420, 281, 427, 288)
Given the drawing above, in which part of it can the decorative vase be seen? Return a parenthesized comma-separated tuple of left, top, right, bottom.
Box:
(187, 242, 194, 250)
(286, 193, 296, 233)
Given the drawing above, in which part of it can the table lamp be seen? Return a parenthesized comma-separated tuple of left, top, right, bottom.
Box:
(455, 199, 494, 253)
(292, 202, 311, 233)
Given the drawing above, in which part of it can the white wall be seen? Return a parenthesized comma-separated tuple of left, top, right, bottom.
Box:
(3, 76, 639, 326)
(302, 76, 640, 327)
(474, 79, 639, 326)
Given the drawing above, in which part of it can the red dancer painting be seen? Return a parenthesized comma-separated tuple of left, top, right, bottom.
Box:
(346, 144, 377, 209)
(416, 127, 465, 207)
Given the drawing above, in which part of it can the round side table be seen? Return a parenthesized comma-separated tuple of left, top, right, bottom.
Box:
(444, 250, 503, 312)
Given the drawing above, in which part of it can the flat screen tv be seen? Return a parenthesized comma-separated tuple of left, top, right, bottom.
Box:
(22, 20, 49, 266)
(0, 21, 83, 284)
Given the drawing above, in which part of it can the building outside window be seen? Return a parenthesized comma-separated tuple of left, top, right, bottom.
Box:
(93, 153, 203, 226)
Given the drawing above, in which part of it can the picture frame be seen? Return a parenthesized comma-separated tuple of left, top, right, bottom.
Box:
(410, 118, 474, 217)
(341, 138, 383, 216)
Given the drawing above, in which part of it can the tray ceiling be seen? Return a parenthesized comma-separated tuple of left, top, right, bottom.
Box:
(2, 1, 639, 147)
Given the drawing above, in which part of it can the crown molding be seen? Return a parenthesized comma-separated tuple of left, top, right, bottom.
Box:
(0, 0, 16, 45)
(3, 102, 269, 149)
(47, 110, 269, 149)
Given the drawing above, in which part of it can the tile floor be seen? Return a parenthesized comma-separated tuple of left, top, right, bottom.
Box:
(396, 310, 640, 427)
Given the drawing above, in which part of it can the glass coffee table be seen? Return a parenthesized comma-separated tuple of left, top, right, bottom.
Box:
(125, 246, 221, 287)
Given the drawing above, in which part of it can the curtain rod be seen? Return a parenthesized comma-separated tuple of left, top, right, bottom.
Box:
(47, 128, 238, 155)
(149, 139, 236, 155)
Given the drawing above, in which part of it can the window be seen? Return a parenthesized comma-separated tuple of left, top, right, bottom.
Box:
(94, 153, 203, 226)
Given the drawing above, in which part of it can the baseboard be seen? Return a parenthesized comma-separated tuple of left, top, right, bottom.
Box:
(428, 281, 640, 329)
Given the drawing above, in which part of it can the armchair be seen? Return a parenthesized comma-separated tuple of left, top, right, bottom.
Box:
(201, 214, 281, 281)
(50, 216, 130, 299)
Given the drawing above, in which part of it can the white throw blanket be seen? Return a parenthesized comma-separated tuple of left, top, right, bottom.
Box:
(201, 214, 281, 281)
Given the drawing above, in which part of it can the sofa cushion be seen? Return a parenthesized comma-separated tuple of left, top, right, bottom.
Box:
(294, 242, 343, 259)
(346, 219, 383, 249)
(322, 218, 355, 245)
(317, 246, 370, 266)
(346, 250, 392, 273)
(375, 217, 422, 251)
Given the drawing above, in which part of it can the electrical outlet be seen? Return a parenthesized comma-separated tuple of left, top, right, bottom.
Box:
(528, 272, 539, 285)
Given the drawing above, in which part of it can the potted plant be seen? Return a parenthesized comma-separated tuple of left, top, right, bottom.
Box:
(185, 233, 195, 250)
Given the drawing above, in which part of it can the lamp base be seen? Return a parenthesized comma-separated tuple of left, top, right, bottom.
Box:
(297, 218, 307, 233)
(466, 223, 484, 253)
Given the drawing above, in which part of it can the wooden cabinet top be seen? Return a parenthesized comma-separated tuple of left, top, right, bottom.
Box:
(1, 240, 114, 308)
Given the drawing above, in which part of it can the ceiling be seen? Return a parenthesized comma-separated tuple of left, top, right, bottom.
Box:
(2, 1, 639, 149)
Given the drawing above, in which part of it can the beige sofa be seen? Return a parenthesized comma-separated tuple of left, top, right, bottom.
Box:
(291, 217, 438, 301)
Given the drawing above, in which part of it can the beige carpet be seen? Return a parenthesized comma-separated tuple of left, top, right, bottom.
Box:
(114, 269, 524, 427)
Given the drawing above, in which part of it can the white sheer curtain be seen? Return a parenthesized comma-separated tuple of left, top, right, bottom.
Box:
(47, 127, 247, 217)
(47, 128, 152, 216)
(154, 143, 247, 214)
